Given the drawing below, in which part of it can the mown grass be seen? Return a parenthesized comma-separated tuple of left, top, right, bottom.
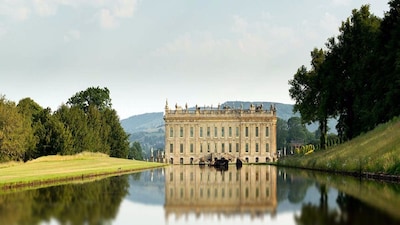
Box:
(0, 152, 166, 190)
(279, 117, 400, 176)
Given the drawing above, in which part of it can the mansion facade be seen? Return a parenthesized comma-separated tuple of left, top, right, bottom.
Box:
(164, 101, 277, 165)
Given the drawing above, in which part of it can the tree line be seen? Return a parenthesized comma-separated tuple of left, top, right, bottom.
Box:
(0, 86, 142, 162)
(289, 1, 400, 149)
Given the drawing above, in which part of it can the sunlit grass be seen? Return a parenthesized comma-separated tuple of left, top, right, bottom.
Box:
(279, 117, 400, 175)
(0, 152, 166, 189)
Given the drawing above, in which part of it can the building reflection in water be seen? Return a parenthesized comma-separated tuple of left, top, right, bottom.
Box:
(164, 165, 277, 220)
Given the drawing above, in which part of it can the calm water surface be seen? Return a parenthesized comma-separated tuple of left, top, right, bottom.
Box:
(1, 165, 400, 225)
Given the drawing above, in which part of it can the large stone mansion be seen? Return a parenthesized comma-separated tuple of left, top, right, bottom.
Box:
(164, 101, 277, 165)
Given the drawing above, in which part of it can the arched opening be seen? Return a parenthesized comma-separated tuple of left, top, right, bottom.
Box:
(190, 157, 194, 164)
(180, 158, 184, 164)
(245, 157, 249, 163)
(255, 157, 259, 163)
(266, 157, 270, 162)
(170, 157, 174, 164)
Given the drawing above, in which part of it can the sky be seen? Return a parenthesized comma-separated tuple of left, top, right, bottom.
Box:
(0, 0, 390, 119)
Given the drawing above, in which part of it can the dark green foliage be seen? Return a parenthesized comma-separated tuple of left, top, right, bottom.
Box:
(67, 86, 112, 113)
(276, 118, 288, 150)
(0, 97, 33, 162)
(289, 3, 400, 144)
(0, 86, 130, 162)
(128, 141, 144, 160)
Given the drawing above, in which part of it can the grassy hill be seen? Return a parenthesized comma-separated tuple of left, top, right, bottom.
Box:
(278, 117, 400, 176)
(0, 152, 165, 191)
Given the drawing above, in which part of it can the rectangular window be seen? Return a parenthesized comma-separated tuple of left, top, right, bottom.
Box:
(221, 127, 225, 137)
(236, 143, 239, 152)
(180, 127, 183, 137)
(236, 127, 239, 137)
(255, 127, 259, 137)
(214, 127, 218, 137)
(215, 143, 217, 152)
(207, 143, 210, 152)
(266, 127, 269, 137)
(245, 143, 249, 152)
(229, 143, 232, 152)
(256, 143, 259, 152)
(245, 127, 249, 137)
(266, 143, 270, 152)
(190, 143, 194, 153)
(180, 144, 184, 153)
(169, 127, 173, 137)
(190, 127, 194, 137)
(170, 143, 173, 153)
(200, 143, 203, 153)
(207, 127, 210, 137)
(200, 127, 203, 137)
(229, 127, 232, 137)
(222, 143, 225, 153)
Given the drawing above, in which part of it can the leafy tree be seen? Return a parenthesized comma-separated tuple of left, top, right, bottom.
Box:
(326, 5, 381, 140)
(289, 48, 331, 149)
(16, 98, 42, 160)
(276, 118, 288, 150)
(103, 108, 129, 158)
(287, 117, 308, 143)
(373, 0, 400, 125)
(0, 96, 32, 161)
(129, 141, 144, 160)
(67, 86, 112, 113)
(55, 105, 90, 154)
(34, 108, 74, 156)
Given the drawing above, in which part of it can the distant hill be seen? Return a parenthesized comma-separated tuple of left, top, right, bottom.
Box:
(121, 112, 164, 134)
(120, 101, 337, 158)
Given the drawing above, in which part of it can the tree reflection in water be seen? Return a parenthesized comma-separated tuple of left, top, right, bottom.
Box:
(0, 175, 129, 225)
(276, 168, 400, 225)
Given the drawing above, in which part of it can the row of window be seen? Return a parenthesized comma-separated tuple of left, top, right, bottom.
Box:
(172, 156, 272, 165)
(169, 142, 270, 154)
(170, 171, 270, 182)
(169, 186, 270, 199)
(169, 126, 270, 138)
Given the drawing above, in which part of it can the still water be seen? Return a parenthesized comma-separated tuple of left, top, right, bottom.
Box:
(1, 165, 400, 225)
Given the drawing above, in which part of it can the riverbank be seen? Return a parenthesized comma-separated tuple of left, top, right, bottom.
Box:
(278, 117, 400, 180)
(0, 152, 166, 191)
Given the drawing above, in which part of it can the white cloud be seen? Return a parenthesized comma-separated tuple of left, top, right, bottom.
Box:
(97, 0, 138, 29)
(63, 29, 80, 42)
(147, 14, 301, 76)
(99, 8, 119, 29)
(33, 0, 57, 16)
(112, 0, 137, 18)
(0, 0, 139, 29)
(0, 1, 31, 21)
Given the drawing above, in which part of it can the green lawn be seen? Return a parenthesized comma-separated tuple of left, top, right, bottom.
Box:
(0, 152, 166, 190)
(278, 117, 400, 176)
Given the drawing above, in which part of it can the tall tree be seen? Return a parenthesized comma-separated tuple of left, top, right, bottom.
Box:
(129, 141, 143, 160)
(327, 5, 381, 139)
(276, 118, 288, 150)
(67, 86, 112, 113)
(374, 0, 400, 124)
(103, 108, 129, 158)
(289, 48, 330, 149)
(0, 96, 32, 161)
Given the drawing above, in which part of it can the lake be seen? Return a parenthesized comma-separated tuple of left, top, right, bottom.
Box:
(1, 165, 399, 225)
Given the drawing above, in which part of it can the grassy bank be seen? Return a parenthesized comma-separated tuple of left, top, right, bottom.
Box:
(0, 152, 166, 190)
(278, 117, 400, 177)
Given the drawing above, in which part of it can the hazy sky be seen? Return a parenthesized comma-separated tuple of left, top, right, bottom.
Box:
(0, 0, 389, 119)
